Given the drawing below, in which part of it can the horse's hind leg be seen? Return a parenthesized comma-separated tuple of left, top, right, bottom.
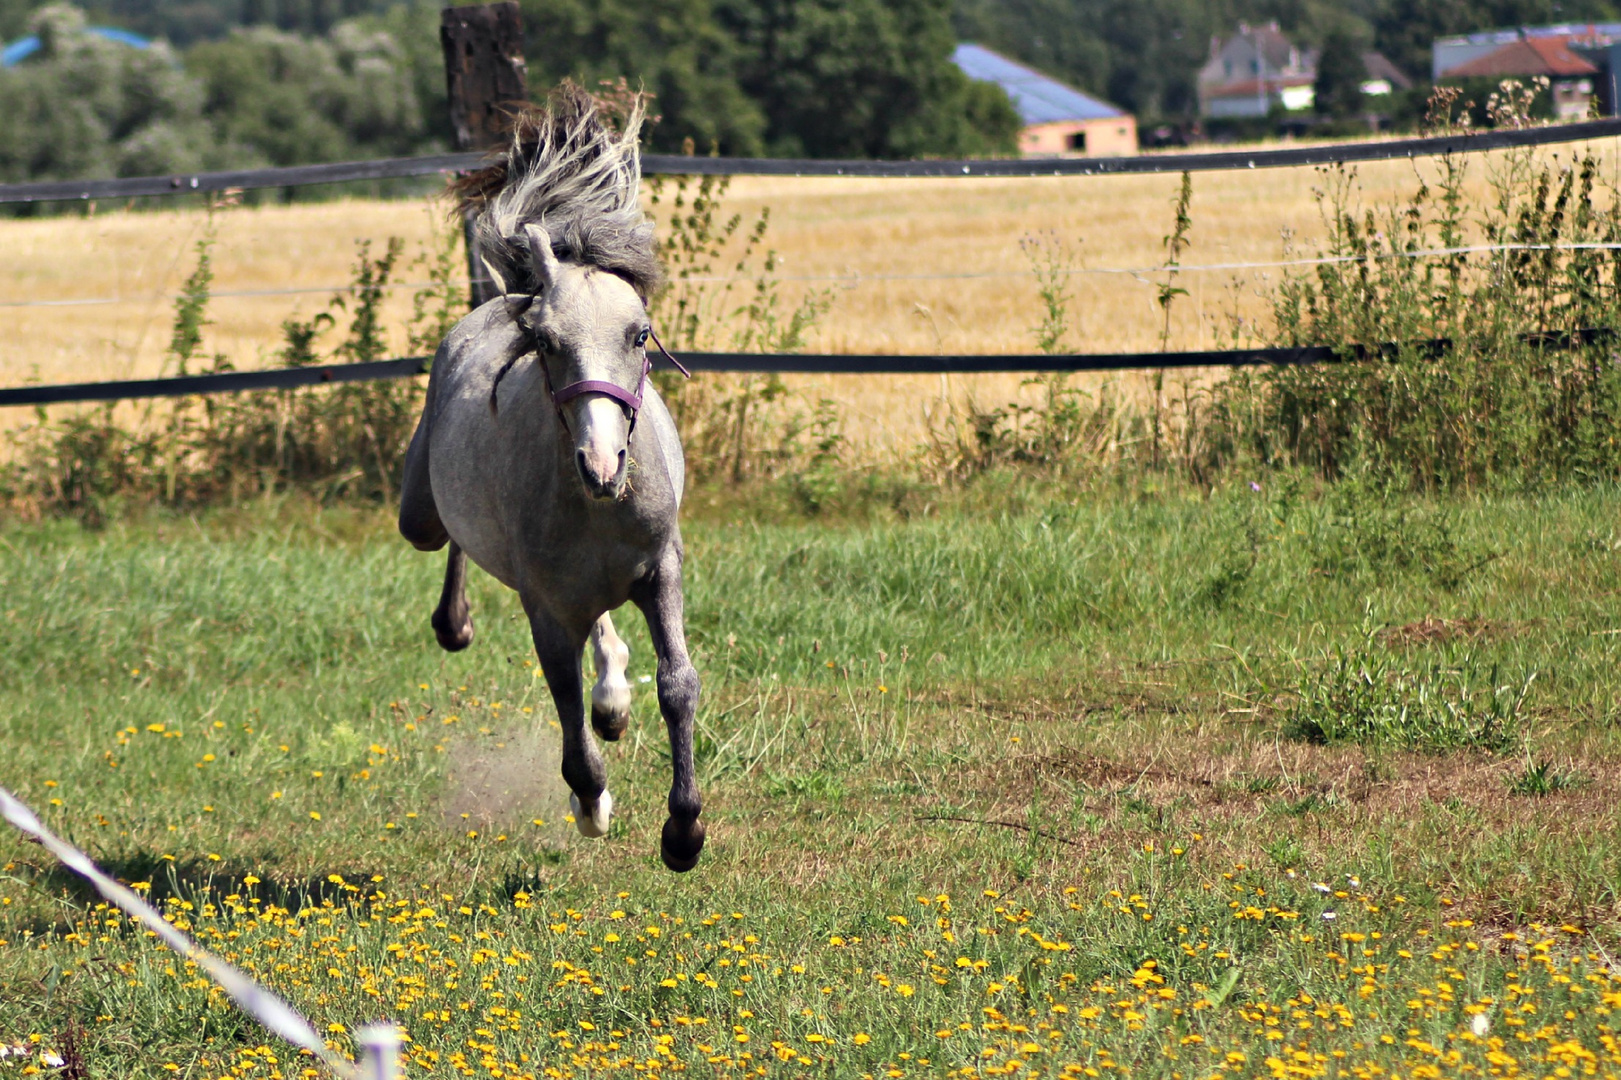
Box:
(630, 540, 704, 873)
(400, 410, 470, 650)
(589, 614, 632, 741)
(398, 417, 449, 552)
(527, 605, 612, 838)
(430, 543, 475, 652)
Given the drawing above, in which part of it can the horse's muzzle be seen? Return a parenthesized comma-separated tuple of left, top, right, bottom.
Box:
(577, 446, 627, 499)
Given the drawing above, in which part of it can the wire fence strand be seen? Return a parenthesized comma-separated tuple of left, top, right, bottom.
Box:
(8, 242, 1621, 310)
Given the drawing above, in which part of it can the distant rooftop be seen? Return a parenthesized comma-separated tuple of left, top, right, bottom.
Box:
(1444, 35, 1599, 78)
(1432, 22, 1621, 80)
(952, 43, 1126, 124)
(1435, 22, 1621, 47)
(1, 26, 151, 67)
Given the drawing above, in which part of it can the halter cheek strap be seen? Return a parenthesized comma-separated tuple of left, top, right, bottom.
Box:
(504, 290, 691, 433)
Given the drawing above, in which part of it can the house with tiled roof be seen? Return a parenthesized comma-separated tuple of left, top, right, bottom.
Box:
(1434, 24, 1621, 118)
(1198, 22, 1411, 119)
(952, 43, 1137, 156)
(1198, 23, 1318, 118)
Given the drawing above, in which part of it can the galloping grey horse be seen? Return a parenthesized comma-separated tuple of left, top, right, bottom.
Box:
(398, 86, 704, 872)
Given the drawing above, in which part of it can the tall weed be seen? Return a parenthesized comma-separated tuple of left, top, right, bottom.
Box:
(0, 212, 463, 521)
(1020, 229, 1080, 356)
(1201, 84, 1621, 489)
(645, 165, 835, 484)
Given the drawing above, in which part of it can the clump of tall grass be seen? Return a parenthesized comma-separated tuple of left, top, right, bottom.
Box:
(1200, 83, 1621, 489)
(1284, 635, 1534, 752)
(1301, 468, 1498, 589)
(645, 162, 836, 485)
(0, 209, 462, 524)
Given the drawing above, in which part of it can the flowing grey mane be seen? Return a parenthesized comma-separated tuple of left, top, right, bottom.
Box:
(455, 83, 664, 301)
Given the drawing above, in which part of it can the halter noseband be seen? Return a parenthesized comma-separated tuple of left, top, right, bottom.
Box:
(550, 351, 652, 415)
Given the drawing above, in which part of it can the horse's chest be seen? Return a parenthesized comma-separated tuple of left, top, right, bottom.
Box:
(504, 502, 658, 602)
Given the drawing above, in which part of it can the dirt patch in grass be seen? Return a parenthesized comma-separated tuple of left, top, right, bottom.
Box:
(1377, 616, 1523, 646)
(957, 736, 1621, 836)
(441, 724, 568, 829)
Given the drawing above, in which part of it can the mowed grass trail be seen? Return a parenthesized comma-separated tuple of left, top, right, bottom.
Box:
(3, 482, 1621, 1077)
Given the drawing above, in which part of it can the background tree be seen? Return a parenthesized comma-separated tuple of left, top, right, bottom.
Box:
(1315, 26, 1368, 118)
(187, 20, 432, 166)
(31, 0, 405, 45)
(517, 0, 767, 155)
(716, 0, 1018, 158)
(0, 0, 32, 37)
(0, 3, 213, 181)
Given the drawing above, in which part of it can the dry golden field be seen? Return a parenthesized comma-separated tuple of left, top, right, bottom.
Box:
(3, 138, 1618, 454)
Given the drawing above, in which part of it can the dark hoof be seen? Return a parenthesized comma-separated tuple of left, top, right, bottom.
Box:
(432, 609, 474, 652)
(660, 816, 705, 873)
(591, 704, 630, 741)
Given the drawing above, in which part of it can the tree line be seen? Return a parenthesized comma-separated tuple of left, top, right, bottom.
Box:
(1, 0, 1609, 187)
(0, 0, 1021, 186)
(953, 0, 1621, 126)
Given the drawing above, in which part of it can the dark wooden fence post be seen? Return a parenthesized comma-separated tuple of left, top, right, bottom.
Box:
(441, 2, 527, 310)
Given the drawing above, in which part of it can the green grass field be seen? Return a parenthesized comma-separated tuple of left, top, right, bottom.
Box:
(3, 478, 1621, 1079)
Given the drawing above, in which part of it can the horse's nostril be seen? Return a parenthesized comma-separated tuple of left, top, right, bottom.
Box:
(576, 447, 620, 496)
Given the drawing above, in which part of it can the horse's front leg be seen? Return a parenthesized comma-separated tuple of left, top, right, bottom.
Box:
(589, 613, 632, 741)
(631, 542, 704, 872)
(526, 604, 612, 837)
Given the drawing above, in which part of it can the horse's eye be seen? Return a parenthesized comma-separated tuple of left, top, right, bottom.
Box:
(635, 329, 650, 348)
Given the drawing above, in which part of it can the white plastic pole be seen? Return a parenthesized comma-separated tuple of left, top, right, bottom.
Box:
(355, 1023, 403, 1080)
(0, 785, 358, 1080)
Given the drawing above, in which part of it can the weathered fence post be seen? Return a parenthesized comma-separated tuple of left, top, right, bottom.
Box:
(441, 2, 527, 310)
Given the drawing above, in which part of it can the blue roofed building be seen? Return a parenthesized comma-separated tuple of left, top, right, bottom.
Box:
(1, 25, 151, 67)
(952, 43, 1137, 156)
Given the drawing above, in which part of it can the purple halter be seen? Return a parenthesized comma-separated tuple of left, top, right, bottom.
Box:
(490, 278, 692, 428)
(550, 351, 652, 414)
(536, 322, 690, 435)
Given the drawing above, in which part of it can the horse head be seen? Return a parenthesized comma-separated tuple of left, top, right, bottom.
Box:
(515, 223, 651, 501)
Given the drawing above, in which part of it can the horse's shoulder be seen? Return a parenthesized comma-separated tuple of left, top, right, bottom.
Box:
(434, 300, 531, 390)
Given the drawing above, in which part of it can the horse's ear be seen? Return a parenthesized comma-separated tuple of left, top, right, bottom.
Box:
(524, 224, 561, 291)
(483, 256, 534, 323)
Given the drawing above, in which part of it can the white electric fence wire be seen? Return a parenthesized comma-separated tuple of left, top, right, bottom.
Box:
(5, 241, 1621, 310)
(699, 241, 1621, 283)
(0, 785, 362, 1080)
(0, 280, 457, 309)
